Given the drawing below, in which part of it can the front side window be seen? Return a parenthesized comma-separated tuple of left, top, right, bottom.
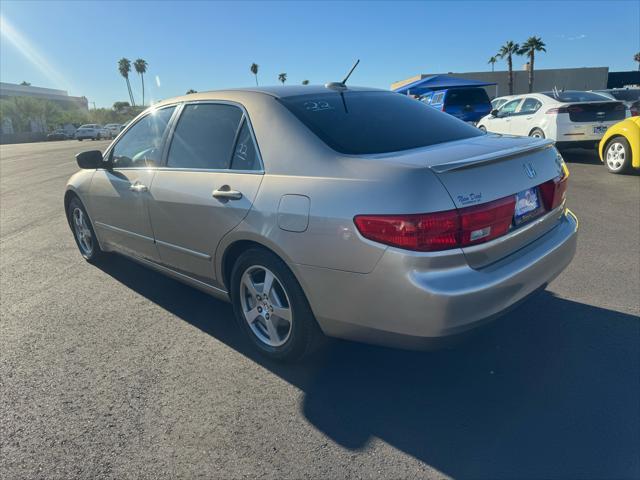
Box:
(110, 107, 175, 168)
(167, 103, 243, 169)
(499, 99, 521, 116)
(279, 91, 482, 155)
(520, 98, 542, 113)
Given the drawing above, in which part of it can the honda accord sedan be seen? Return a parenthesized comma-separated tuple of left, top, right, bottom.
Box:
(64, 85, 578, 361)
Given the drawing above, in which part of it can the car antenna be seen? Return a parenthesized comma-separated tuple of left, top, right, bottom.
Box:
(325, 59, 360, 91)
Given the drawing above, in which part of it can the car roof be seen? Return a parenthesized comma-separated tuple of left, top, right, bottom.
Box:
(153, 85, 386, 107)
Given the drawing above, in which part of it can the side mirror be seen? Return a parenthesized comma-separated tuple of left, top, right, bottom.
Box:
(76, 150, 105, 169)
(490, 109, 499, 117)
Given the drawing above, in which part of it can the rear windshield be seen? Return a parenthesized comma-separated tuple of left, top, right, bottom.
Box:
(542, 91, 613, 103)
(445, 88, 490, 106)
(603, 90, 640, 102)
(278, 91, 482, 155)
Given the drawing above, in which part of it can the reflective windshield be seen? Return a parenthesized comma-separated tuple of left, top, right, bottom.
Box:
(279, 91, 482, 155)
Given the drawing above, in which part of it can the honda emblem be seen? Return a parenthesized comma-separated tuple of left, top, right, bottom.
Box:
(523, 163, 537, 179)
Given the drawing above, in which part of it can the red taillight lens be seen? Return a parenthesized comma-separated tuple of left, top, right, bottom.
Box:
(354, 196, 517, 252)
(539, 165, 569, 211)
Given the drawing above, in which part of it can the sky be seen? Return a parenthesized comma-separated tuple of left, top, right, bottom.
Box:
(1, 0, 639, 108)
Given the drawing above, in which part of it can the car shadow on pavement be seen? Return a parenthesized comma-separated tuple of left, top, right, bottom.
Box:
(560, 148, 602, 166)
(96, 254, 640, 479)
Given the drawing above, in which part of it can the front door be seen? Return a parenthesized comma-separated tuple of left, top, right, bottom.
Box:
(147, 103, 264, 286)
(89, 106, 176, 260)
(485, 98, 522, 134)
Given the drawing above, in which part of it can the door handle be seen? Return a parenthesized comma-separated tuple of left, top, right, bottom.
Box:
(129, 182, 148, 193)
(212, 186, 243, 201)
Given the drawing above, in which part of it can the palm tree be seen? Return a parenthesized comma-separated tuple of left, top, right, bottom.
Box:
(487, 56, 497, 73)
(519, 37, 546, 93)
(634, 52, 640, 71)
(118, 58, 135, 106)
(250, 63, 259, 86)
(133, 58, 148, 106)
(278, 73, 287, 85)
(302, 79, 309, 85)
(186, 89, 197, 94)
(498, 41, 520, 95)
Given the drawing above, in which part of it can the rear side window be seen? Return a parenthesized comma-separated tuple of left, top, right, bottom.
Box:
(520, 98, 542, 113)
(278, 91, 482, 155)
(167, 104, 243, 169)
(445, 88, 490, 106)
(431, 93, 444, 104)
(111, 107, 175, 168)
(230, 120, 261, 170)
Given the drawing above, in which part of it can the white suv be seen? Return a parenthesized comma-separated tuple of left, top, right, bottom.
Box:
(478, 91, 625, 149)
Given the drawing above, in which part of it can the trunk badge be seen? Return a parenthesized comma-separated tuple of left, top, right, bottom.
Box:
(523, 163, 537, 179)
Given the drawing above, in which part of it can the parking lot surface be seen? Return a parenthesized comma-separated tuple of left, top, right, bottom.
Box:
(1, 140, 639, 479)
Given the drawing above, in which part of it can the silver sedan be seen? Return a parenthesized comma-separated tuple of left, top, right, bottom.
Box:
(64, 85, 578, 361)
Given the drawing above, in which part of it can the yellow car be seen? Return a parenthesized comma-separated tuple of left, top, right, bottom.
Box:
(599, 117, 640, 174)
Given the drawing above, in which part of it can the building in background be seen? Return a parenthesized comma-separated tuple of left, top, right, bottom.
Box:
(0, 82, 89, 110)
(390, 67, 638, 99)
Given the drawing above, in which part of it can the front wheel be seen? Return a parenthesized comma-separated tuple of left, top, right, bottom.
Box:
(478, 125, 487, 132)
(67, 197, 104, 263)
(604, 137, 631, 174)
(529, 128, 545, 139)
(230, 248, 323, 361)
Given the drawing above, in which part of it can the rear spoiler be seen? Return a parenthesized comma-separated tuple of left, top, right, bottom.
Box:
(429, 139, 555, 173)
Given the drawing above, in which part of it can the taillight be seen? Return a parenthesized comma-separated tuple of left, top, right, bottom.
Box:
(354, 196, 517, 252)
(546, 106, 569, 114)
(539, 162, 569, 211)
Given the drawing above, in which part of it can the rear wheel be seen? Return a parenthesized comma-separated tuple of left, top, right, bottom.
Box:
(67, 197, 104, 262)
(604, 136, 631, 174)
(230, 248, 323, 361)
(529, 128, 545, 139)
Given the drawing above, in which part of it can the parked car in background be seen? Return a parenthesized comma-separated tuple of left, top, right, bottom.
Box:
(104, 123, 122, 138)
(420, 87, 492, 123)
(592, 88, 640, 117)
(491, 95, 512, 110)
(47, 129, 71, 141)
(75, 124, 105, 141)
(65, 86, 577, 361)
(477, 91, 626, 149)
(598, 116, 640, 174)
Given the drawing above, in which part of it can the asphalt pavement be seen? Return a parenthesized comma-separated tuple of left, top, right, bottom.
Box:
(1, 139, 639, 479)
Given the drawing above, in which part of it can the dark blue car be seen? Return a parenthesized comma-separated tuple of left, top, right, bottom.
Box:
(420, 87, 492, 123)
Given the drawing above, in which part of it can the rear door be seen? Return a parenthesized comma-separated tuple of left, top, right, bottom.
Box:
(148, 102, 264, 285)
(510, 97, 543, 136)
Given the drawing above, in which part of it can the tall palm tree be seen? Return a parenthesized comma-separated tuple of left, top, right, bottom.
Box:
(278, 73, 287, 85)
(186, 89, 197, 94)
(118, 58, 135, 106)
(487, 56, 497, 72)
(634, 52, 640, 71)
(133, 58, 148, 106)
(498, 41, 520, 95)
(302, 79, 309, 85)
(250, 63, 259, 86)
(519, 37, 546, 93)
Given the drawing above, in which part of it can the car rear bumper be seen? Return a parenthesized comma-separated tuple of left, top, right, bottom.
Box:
(295, 208, 578, 349)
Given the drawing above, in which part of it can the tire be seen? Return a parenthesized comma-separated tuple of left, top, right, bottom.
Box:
(67, 197, 104, 263)
(78, 138, 83, 141)
(529, 128, 545, 139)
(478, 125, 487, 132)
(604, 136, 632, 174)
(230, 248, 323, 361)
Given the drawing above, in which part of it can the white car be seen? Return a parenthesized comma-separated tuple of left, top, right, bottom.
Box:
(478, 91, 626, 149)
(104, 123, 122, 138)
(75, 124, 106, 141)
(491, 95, 513, 110)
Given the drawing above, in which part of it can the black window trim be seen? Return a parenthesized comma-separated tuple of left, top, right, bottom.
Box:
(159, 100, 264, 174)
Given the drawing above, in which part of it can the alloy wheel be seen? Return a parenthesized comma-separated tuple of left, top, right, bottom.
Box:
(606, 142, 626, 171)
(240, 266, 293, 347)
(72, 207, 93, 256)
